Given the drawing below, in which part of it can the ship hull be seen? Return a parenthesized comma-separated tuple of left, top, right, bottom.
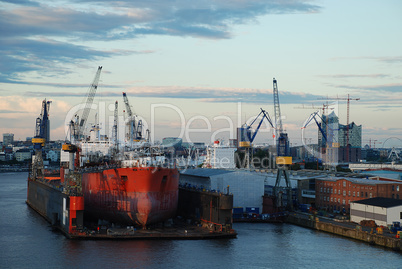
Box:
(81, 167, 179, 227)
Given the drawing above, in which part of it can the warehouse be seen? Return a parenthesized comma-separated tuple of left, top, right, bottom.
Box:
(350, 197, 402, 226)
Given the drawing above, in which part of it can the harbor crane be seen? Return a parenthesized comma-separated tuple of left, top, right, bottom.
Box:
(240, 108, 274, 168)
(123, 92, 143, 145)
(112, 101, 119, 155)
(31, 99, 51, 179)
(272, 78, 293, 209)
(62, 66, 102, 171)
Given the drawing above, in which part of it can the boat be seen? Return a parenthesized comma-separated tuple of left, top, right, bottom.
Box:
(27, 67, 179, 237)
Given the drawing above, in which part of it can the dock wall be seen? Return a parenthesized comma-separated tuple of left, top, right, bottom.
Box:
(286, 214, 402, 251)
(178, 188, 233, 231)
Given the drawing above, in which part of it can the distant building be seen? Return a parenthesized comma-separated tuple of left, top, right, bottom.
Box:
(46, 149, 60, 162)
(318, 112, 362, 162)
(15, 148, 32, 162)
(3, 133, 14, 146)
(203, 141, 236, 169)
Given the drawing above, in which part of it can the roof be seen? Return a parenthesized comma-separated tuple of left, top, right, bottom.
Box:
(352, 197, 402, 208)
(180, 168, 234, 178)
(317, 176, 402, 186)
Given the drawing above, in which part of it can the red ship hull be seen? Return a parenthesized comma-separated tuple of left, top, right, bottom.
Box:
(81, 167, 179, 228)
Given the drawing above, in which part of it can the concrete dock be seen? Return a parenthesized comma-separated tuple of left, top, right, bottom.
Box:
(287, 212, 402, 252)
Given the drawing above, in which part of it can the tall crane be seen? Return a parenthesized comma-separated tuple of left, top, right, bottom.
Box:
(272, 78, 292, 209)
(62, 66, 102, 171)
(122, 92, 143, 144)
(78, 66, 103, 139)
(319, 94, 359, 162)
(31, 99, 51, 179)
(112, 101, 119, 153)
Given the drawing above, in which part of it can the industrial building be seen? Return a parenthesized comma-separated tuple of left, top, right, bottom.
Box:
(180, 168, 299, 214)
(316, 177, 402, 214)
(350, 197, 402, 226)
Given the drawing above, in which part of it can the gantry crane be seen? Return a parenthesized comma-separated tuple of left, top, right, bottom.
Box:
(31, 99, 51, 179)
(122, 92, 143, 146)
(272, 78, 293, 209)
(319, 94, 359, 162)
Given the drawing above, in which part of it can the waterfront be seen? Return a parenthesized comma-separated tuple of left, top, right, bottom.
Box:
(1, 172, 401, 269)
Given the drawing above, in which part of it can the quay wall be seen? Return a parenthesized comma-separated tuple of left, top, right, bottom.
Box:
(286, 214, 402, 252)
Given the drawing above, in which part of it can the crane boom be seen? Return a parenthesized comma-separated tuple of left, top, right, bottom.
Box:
(122, 92, 133, 118)
(78, 66, 102, 137)
(273, 78, 283, 137)
(246, 108, 274, 143)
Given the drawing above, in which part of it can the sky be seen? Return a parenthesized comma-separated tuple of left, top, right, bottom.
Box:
(1, 0, 402, 148)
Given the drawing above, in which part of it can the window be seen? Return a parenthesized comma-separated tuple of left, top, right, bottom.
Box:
(327, 188, 330, 194)
(334, 188, 337, 194)
(365, 192, 368, 197)
(343, 181, 346, 187)
(331, 197, 333, 202)
(338, 198, 340, 203)
(342, 199, 345, 205)
(353, 191, 355, 197)
(331, 189, 333, 194)
(320, 187, 323, 193)
(397, 186, 400, 192)
(369, 193, 372, 198)
(339, 190, 341, 195)
(357, 192, 360, 197)
(324, 187, 326, 193)
(392, 185, 395, 191)
(348, 191, 351, 196)
(343, 190, 346, 196)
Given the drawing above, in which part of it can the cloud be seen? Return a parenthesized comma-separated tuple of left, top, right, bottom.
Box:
(330, 56, 402, 64)
(0, 0, 321, 83)
(22, 85, 324, 104)
(319, 74, 390, 79)
(333, 83, 402, 93)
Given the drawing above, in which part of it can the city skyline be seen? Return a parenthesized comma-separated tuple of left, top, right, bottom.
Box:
(1, 0, 401, 147)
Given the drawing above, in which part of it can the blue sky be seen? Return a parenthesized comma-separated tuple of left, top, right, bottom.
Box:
(1, 0, 401, 147)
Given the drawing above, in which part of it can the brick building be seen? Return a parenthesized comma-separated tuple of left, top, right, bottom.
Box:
(316, 177, 402, 214)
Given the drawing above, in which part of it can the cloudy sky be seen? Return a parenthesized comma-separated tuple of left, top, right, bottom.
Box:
(1, 0, 401, 147)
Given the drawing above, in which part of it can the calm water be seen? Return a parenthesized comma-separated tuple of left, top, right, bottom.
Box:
(1, 172, 401, 269)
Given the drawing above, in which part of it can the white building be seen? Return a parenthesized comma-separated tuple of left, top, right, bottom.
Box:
(15, 149, 32, 162)
(350, 197, 402, 226)
(203, 141, 236, 169)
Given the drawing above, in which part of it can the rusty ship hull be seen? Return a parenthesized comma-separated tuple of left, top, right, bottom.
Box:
(81, 166, 179, 228)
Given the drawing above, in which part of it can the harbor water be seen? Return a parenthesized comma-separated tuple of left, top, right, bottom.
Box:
(1, 172, 401, 269)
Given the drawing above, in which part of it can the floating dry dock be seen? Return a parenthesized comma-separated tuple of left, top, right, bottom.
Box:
(26, 175, 236, 240)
